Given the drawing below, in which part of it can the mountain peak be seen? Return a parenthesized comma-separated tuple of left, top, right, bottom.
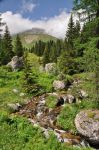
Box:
(23, 28, 46, 35)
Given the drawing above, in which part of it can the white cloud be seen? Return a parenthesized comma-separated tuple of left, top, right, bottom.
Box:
(2, 11, 78, 39)
(21, 0, 36, 13)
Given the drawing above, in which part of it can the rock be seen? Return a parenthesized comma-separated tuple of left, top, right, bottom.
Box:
(43, 129, 50, 139)
(60, 94, 75, 104)
(45, 63, 57, 74)
(7, 103, 21, 112)
(75, 110, 99, 145)
(53, 80, 66, 91)
(47, 92, 58, 97)
(7, 56, 23, 71)
(12, 88, 19, 93)
(19, 93, 25, 97)
(80, 140, 90, 148)
(78, 90, 88, 99)
(56, 96, 64, 107)
(66, 94, 75, 104)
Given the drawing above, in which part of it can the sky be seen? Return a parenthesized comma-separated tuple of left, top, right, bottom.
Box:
(0, 0, 75, 38)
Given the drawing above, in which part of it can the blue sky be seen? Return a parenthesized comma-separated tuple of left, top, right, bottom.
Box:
(0, 0, 75, 38)
(0, 0, 73, 20)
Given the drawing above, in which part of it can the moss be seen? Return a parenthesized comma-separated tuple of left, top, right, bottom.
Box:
(87, 111, 95, 119)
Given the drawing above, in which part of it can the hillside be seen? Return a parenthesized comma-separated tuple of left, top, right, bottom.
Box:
(13, 28, 57, 48)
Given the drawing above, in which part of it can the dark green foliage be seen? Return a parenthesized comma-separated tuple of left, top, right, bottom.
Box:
(56, 39, 63, 57)
(43, 42, 50, 66)
(50, 44, 57, 63)
(74, 0, 99, 104)
(31, 40, 46, 56)
(22, 52, 41, 95)
(75, 20, 80, 38)
(14, 34, 23, 57)
(58, 51, 78, 75)
(83, 38, 99, 104)
(2, 25, 14, 64)
(66, 14, 76, 50)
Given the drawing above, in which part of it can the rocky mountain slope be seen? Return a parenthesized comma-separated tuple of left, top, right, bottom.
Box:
(13, 28, 57, 48)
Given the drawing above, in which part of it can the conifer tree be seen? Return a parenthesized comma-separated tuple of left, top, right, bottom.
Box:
(58, 51, 77, 75)
(56, 39, 63, 57)
(75, 20, 80, 37)
(14, 34, 23, 57)
(0, 13, 5, 65)
(50, 44, 57, 63)
(66, 14, 76, 50)
(22, 52, 40, 95)
(43, 43, 50, 66)
(2, 25, 14, 64)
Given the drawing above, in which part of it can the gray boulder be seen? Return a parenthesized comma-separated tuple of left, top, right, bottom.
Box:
(7, 103, 21, 112)
(75, 110, 99, 145)
(60, 94, 75, 104)
(53, 80, 66, 91)
(45, 63, 57, 74)
(7, 56, 23, 71)
(66, 94, 75, 104)
(78, 90, 88, 99)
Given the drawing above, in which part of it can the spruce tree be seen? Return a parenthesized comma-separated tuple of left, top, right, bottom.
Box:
(66, 14, 76, 50)
(2, 25, 14, 64)
(22, 52, 40, 95)
(0, 13, 5, 65)
(58, 51, 77, 75)
(43, 43, 50, 66)
(50, 44, 57, 63)
(75, 20, 80, 37)
(56, 39, 63, 57)
(14, 34, 23, 57)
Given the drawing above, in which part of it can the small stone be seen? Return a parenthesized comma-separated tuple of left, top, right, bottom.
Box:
(13, 89, 18, 93)
(7, 103, 19, 112)
(20, 93, 25, 97)
(78, 90, 88, 99)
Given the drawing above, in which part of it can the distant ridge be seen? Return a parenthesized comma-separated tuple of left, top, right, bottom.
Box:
(13, 28, 57, 48)
(23, 28, 46, 35)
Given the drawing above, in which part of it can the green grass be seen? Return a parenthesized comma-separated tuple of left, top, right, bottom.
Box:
(46, 95, 57, 108)
(57, 100, 97, 134)
(37, 72, 56, 93)
(57, 72, 98, 133)
(0, 62, 96, 150)
(0, 67, 26, 112)
(0, 112, 93, 150)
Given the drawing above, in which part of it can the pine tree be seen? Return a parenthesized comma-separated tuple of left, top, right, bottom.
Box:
(14, 34, 23, 57)
(56, 39, 63, 57)
(66, 14, 76, 50)
(0, 13, 5, 65)
(22, 52, 40, 95)
(43, 43, 50, 66)
(50, 44, 57, 63)
(2, 25, 14, 64)
(58, 51, 77, 75)
(75, 20, 80, 37)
